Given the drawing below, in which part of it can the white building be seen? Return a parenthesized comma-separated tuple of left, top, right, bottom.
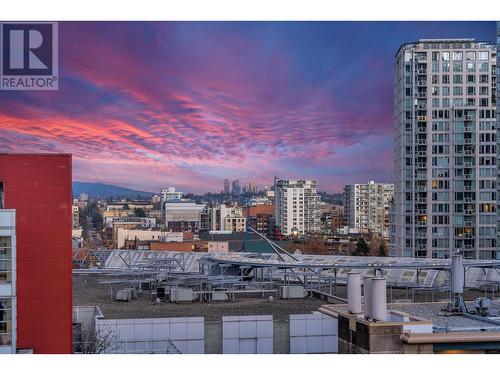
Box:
(116, 228, 183, 249)
(0, 209, 16, 353)
(274, 179, 320, 236)
(164, 201, 205, 233)
(392, 39, 497, 259)
(160, 187, 185, 222)
(202, 204, 246, 232)
(344, 181, 394, 236)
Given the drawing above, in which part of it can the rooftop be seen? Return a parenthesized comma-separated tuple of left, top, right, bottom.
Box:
(73, 274, 325, 321)
(321, 301, 500, 331)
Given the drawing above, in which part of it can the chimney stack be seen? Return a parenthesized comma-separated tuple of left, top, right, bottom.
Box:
(371, 277, 387, 322)
(451, 254, 464, 295)
(363, 276, 374, 319)
(347, 272, 362, 314)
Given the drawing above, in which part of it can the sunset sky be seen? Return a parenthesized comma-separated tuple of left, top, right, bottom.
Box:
(0, 21, 495, 193)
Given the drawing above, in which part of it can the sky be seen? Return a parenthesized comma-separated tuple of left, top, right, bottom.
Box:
(0, 21, 495, 193)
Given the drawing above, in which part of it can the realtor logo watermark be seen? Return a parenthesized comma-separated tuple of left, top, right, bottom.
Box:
(1, 22, 58, 90)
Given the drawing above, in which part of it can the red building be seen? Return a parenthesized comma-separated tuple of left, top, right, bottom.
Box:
(0, 154, 72, 353)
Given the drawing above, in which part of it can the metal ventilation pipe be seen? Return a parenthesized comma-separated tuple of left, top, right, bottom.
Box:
(363, 276, 374, 319)
(347, 272, 362, 314)
(371, 277, 387, 322)
(451, 254, 464, 295)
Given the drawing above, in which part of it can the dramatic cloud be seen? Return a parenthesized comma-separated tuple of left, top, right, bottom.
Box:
(0, 21, 495, 192)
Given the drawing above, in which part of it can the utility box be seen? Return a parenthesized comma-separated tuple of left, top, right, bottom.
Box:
(279, 285, 306, 299)
(170, 288, 195, 303)
(212, 289, 229, 301)
(116, 289, 133, 301)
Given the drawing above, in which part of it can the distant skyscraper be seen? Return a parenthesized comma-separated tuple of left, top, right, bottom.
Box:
(232, 179, 241, 195)
(344, 181, 394, 236)
(392, 39, 497, 259)
(224, 179, 230, 194)
(274, 179, 320, 236)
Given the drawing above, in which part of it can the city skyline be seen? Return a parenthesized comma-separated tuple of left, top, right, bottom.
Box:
(0, 21, 495, 193)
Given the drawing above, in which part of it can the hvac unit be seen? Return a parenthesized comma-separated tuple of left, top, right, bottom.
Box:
(170, 288, 195, 302)
(279, 285, 306, 299)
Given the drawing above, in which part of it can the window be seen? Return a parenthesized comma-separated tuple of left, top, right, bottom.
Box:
(478, 51, 489, 61)
(466, 62, 475, 72)
(442, 51, 450, 61)
(453, 86, 463, 96)
(466, 51, 476, 61)
(453, 62, 463, 72)
(0, 299, 12, 346)
(480, 98, 489, 107)
(0, 236, 11, 284)
(453, 75, 463, 84)
(479, 87, 489, 96)
(442, 75, 450, 84)
(0, 182, 3, 209)
(479, 62, 489, 72)
(453, 51, 463, 61)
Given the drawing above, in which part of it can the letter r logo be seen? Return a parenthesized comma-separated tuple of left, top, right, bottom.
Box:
(1, 23, 54, 75)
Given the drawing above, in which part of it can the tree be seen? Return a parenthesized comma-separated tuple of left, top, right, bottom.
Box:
(78, 323, 116, 354)
(134, 208, 146, 217)
(354, 238, 369, 256)
(378, 243, 387, 257)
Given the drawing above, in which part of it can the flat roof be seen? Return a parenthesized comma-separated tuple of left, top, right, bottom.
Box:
(322, 301, 500, 331)
(73, 273, 325, 321)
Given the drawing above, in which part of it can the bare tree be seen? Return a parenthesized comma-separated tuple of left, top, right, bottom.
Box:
(78, 323, 116, 354)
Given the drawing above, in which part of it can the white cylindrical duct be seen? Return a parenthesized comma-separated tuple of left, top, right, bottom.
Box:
(347, 272, 362, 314)
(451, 254, 464, 294)
(371, 277, 387, 322)
(363, 276, 373, 319)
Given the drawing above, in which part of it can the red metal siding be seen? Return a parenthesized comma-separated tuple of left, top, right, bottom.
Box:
(0, 154, 72, 354)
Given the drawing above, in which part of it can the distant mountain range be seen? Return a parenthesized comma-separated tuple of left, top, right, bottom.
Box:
(72, 181, 155, 199)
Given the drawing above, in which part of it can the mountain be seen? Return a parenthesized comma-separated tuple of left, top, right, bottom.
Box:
(72, 181, 155, 199)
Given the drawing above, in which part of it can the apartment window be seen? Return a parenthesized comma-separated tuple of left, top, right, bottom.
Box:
(467, 86, 476, 96)
(0, 299, 12, 346)
(466, 75, 475, 83)
(479, 62, 489, 72)
(479, 98, 489, 107)
(478, 51, 489, 61)
(453, 75, 463, 84)
(442, 75, 450, 84)
(479, 74, 489, 83)
(432, 52, 440, 61)
(453, 62, 463, 72)
(442, 51, 450, 61)
(466, 51, 476, 61)
(442, 62, 450, 72)
(479, 86, 489, 95)
(0, 237, 12, 284)
(442, 98, 450, 107)
(453, 86, 463, 96)
(452, 51, 463, 61)
(0, 182, 3, 209)
(442, 86, 450, 96)
(432, 75, 439, 84)
(466, 62, 475, 72)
